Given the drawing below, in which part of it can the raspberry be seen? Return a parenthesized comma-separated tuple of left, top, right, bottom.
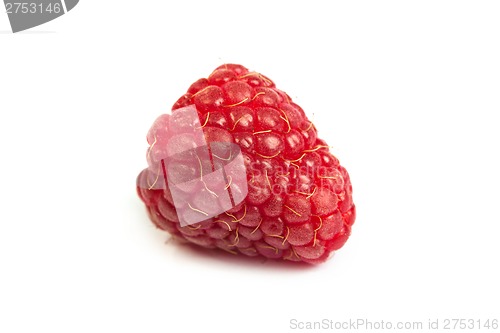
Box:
(137, 64, 356, 264)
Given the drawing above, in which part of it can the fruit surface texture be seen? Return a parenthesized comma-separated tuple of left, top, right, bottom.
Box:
(137, 64, 356, 264)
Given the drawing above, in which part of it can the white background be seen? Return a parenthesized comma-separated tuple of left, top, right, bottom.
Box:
(1, 1, 499, 332)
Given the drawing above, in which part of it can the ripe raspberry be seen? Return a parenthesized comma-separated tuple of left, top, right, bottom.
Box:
(137, 64, 356, 264)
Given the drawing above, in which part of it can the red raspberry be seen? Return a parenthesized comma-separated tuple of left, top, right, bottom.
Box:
(137, 64, 356, 264)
